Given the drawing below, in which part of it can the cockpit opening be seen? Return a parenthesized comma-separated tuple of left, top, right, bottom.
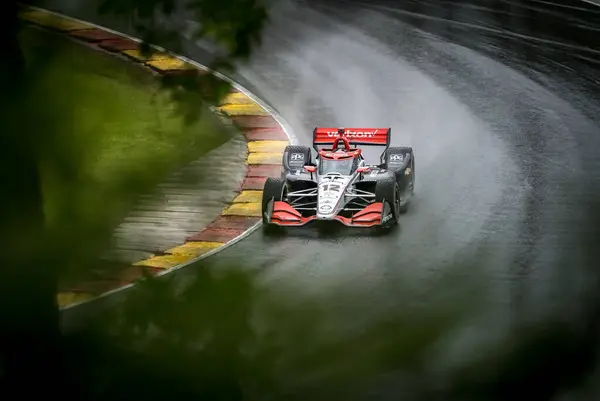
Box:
(318, 158, 357, 176)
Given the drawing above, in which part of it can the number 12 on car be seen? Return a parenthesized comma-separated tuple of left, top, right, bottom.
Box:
(321, 184, 341, 192)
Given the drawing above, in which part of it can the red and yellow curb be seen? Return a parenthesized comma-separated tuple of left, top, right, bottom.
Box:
(18, 7, 293, 308)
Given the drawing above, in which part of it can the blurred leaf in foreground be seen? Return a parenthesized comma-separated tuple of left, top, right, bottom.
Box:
(18, 25, 232, 284)
(98, 0, 270, 120)
(0, 0, 268, 397)
(61, 258, 486, 401)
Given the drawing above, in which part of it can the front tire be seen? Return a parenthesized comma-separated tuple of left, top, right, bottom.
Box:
(375, 178, 400, 225)
(261, 177, 287, 232)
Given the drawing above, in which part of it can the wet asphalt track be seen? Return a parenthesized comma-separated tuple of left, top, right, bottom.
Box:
(211, 3, 600, 393)
(36, 0, 600, 398)
(210, 0, 600, 330)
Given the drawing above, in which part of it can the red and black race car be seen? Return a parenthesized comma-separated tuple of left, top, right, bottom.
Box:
(261, 127, 415, 230)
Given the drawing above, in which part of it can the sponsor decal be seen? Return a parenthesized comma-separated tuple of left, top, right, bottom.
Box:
(321, 183, 342, 192)
(320, 205, 333, 212)
(405, 167, 412, 176)
(290, 153, 304, 161)
(321, 193, 338, 199)
(390, 154, 403, 162)
(325, 129, 378, 138)
(369, 170, 379, 177)
(382, 214, 393, 224)
(321, 151, 358, 158)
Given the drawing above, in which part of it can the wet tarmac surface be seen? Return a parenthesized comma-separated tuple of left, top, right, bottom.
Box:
(199, 1, 600, 397)
(206, 0, 600, 321)
(41, 0, 600, 398)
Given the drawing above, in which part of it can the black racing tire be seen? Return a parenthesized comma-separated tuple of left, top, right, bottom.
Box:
(283, 145, 312, 160)
(262, 177, 287, 222)
(375, 178, 401, 224)
(282, 145, 313, 176)
(408, 151, 415, 193)
(261, 177, 287, 235)
(399, 153, 415, 213)
(384, 146, 412, 168)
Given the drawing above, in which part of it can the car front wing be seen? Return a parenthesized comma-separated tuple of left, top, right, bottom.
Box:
(266, 201, 389, 227)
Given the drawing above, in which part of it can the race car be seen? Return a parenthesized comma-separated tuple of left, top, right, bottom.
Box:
(261, 127, 415, 229)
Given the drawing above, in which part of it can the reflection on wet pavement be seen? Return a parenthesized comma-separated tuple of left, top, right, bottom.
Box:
(41, 0, 600, 398)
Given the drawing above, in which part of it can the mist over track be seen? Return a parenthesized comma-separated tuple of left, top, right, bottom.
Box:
(41, 0, 600, 397)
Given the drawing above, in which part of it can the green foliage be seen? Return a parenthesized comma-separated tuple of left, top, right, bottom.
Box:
(18, 26, 231, 281)
(63, 259, 488, 401)
(3, 1, 600, 400)
(98, 0, 267, 60)
(98, 0, 270, 115)
(0, 0, 269, 398)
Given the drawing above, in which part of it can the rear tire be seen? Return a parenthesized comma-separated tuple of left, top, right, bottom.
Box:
(399, 153, 415, 213)
(282, 145, 312, 176)
(384, 146, 412, 169)
(375, 178, 400, 225)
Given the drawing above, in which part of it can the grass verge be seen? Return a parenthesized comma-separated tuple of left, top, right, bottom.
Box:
(18, 25, 233, 281)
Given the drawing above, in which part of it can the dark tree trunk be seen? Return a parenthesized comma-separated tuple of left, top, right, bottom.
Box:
(0, 1, 63, 398)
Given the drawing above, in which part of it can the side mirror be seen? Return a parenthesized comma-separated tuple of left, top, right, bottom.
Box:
(304, 165, 317, 173)
(357, 166, 370, 173)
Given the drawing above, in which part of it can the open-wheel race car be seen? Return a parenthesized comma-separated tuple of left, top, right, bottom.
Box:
(261, 127, 415, 231)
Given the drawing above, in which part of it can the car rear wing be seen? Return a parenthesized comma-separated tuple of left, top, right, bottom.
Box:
(312, 127, 391, 151)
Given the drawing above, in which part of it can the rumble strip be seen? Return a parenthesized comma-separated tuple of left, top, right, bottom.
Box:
(17, 6, 295, 309)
